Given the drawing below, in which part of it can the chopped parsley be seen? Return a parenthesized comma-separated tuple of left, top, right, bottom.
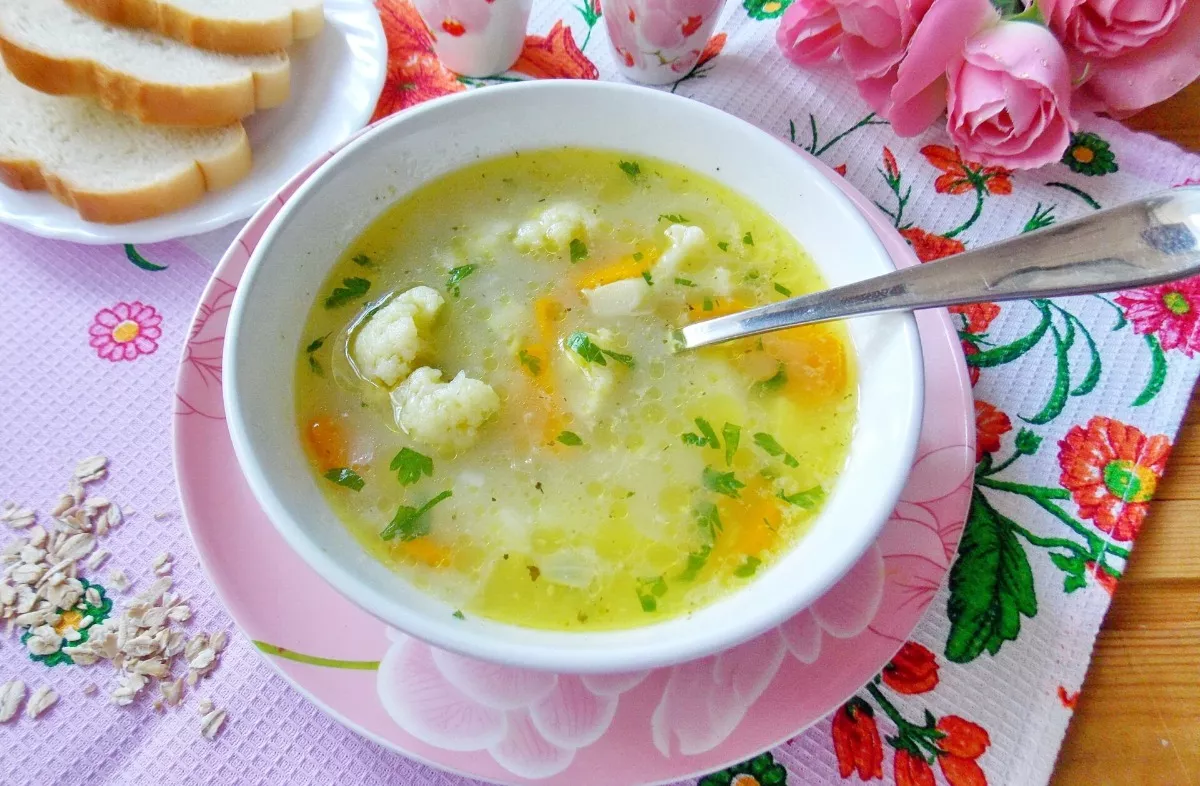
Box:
(641, 270, 654, 286)
(695, 501, 722, 539)
(753, 432, 800, 468)
(445, 264, 476, 297)
(324, 277, 371, 309)
(635, 575, 668, 612)
(569, 238, 588, 262)
(452, 610, 465, 620)
(780, 486, 825, 509)
(717, 241, 729, 252)
(308, 356, 323, 376)
(734, 556, 762, 578)
(518, 348, 542, 376)
(352, 253, 374, 267)
(305, 335, 328, 354)
(743, 231, 754, 246)
(556, 430, 583, 446)
(323, 468, 364, 491)
(659, 213, 688, 223)
(702, 466, 745, 498)
(632, 251, 644, 262)
(722, 423, 741, 466)
(380, 489, 452, 541)
(774, 283, 793, 297)
(675, 277, 696, 287)
(618, 160, 641, 180)
(390, 447, 433, 486)
(681, 417, 720, 448)
(678, 546, 711, 581)
(753, 364, 788, 394)
(702, 296, 714, 312)
(565, 332, 635, 367)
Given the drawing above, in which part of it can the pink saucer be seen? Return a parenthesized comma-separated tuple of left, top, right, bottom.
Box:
(173, 146, 975, 785)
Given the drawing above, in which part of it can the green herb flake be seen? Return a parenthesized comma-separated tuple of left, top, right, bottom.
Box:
(753, 432, 800, 467)
(722, 423, 741, 466)
(717, 241, 730, 252)
(566, 332, 607, 365)
(675, 277, 696, 287)
(352, 253, 374, 267)
(734, 556, 762, 578)
(702, 466, 745, 498)
(641, 270, 654, 286)
(753, 364, 788, 394)
(780, 486, 826, 509)
(602, 347, 635, 367)
(774, 283, 793, 297)
(323, 468, 364, 491)
(743, 231, 754, 246)
(380, 489, 452, 541)
(324, 277, 371, 309)
(390, 447, 434, 486)
(619, 160, 641, 180)
(678, 546, 711, 581)
(681, 417, 720, 448)
(636, 575, 668, 611)
(517, 348, 542, 376)
(446, 264, 477, 297)
(452, 610, 466, 620)
(659, 213, 689, 223)
(632, 251, 644, 262)
(569, 238, 589, 263)
(695, 501, 722, 539)
(556, 430, 584, 446)
(305, 334, 328, 354)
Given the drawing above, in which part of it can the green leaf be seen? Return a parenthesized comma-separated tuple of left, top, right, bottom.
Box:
(1014, 428, 1042, 456)
(780, 486, 824, 509)
(305, 334, 328, 354)
(569, 238, 589, 262)
(1066, 313, 1101, 397)
(556, 430, 584, 446)
(518, 348, 542, 376)
(675, 277, 696, 287)
(632, 251, 644, 261)
(635, 576, 666, 611)
(659, 213, 689, 223)
(325, 277, 371, 309)
(124, 244, 167, 272)
(753, 364, 788, 394)
(452, 609, 466, 620)
(390, 448, 433, 486)
(989, 0, 1023, 15)
(966, 304, 1051, 367)
(703, 466, 745, 498)
(641, 270, 654, 286)
(742, 231, 754, 246)
(1133, 334, 1167, 406)
(682, 417, 721, 448)
(734, 556, 762, 578)
(601, 347, 636, 367)
(566, 332, 607, 365)
(678, 545, 711, 581)
(1020, 320, 1070, 425)
(446, 264, 477, 296)
(702, 296, 714, 312)
(308, 356, 323, 376)
(695, 501, 722, 539)
(352, 253, 374, 267)
(722, 423, 741, 466)
(619, 160, 641, 179)
(717, 241, 729, 252)
(945, 490, 1037, 663)
(1048, 551, 1089, 594)
(323, 468, 364, 491)
(381, 489, 452, 541)
(753, 432, 799, 467)
(774, 283, 792, 297)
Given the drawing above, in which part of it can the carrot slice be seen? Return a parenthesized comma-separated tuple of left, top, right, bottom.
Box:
(687, 295, 749, 320)
(398, 537, 453, 568)
(574, 248, 659, 291)
(715, 477, 784, 560)
(305, 417, 348, 470)
(761, 326, 848, 401)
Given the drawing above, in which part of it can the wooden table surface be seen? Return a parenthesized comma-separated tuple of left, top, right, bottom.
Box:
(1051, 79, 1200, 786)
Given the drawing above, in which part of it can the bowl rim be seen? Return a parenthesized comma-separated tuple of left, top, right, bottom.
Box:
(223, 79, 925, 673)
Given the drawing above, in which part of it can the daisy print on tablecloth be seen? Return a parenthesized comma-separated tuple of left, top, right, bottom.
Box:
(89, 301, 162, 362)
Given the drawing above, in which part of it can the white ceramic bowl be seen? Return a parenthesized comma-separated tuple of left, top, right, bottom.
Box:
(223, 81, 924, 674)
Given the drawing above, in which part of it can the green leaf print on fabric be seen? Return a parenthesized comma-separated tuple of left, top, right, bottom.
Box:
(743, 0, 792, 20)
(124, 244, 168, 271)
(945, 490, 1037, 663)
(698, 751, 788, 785)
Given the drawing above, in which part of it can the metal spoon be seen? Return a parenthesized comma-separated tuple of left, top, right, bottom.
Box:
(678, 187, 1200, 350)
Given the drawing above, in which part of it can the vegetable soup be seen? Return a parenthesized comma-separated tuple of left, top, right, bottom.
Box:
(295, 148, 856, 631)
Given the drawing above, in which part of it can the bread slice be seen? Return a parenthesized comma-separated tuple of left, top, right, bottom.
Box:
(0, 64, 252, 224)
(65, 0, 324, 55)
(0, 0, 290, 127)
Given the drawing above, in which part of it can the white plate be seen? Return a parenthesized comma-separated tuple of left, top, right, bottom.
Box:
(0, 0, 387, 245)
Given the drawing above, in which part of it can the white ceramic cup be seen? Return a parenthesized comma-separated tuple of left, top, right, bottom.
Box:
(604, 0, 727, 85)
(413, 0, 533, 77)
(224, 81, 924, 674)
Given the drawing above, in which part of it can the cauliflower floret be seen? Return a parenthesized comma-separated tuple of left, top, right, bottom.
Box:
(653, 224, 707, 278)
(391, 367, 500, 452)
(514, 203, 596, 253)
(351, 286, 444, 388)
(560, 329, 617, 420)
(583, 277, 651, 317)
(486, 300, 526, 351)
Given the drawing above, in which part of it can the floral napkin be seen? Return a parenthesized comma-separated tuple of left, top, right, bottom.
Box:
(2, 1, 1199, 784)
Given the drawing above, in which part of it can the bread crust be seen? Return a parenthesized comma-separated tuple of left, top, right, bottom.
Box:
(0, 123, 252, 223)
(64, 0, 324, 55)
(0, 35, 290, 127)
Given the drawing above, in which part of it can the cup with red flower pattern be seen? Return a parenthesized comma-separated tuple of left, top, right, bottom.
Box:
(413, 0, 533, 78)
(604, 0, 727, 85)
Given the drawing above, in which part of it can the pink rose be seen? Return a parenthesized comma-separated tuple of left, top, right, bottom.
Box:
(1061, 0, 1200, 116)
(947, 21, 1076, 170)
(776, 0, 843, 65)
(827, 0, 997, 136)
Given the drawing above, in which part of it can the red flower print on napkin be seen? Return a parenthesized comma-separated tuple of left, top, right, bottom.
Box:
(1057, 416, 1171, 542)
(89, 301, 162, 362)
(949, 302, 1000, 335)
(974, 401, 1012, 463)
(831, 697, 883, 780)
(372, 0, 465, 122)
(881, 641, 939, 695)
(900, 227, 965, 263)
(921, 145, 1013, 196)
(512, 21, 598, 79)
(1115, 277, 1200, 357)
(895, 749, 935, 786)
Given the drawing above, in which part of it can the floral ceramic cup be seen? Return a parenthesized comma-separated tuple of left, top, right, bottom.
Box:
(413, 0, 533, 78)
(604, 0, 726, 85)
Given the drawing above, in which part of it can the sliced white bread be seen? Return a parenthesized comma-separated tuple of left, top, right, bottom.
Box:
(65, 0, 324, 55)
(0, 0, 290, 127)
(0, 64, 252, 224)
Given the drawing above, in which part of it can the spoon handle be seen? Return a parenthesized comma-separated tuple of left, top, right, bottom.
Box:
(679, 186, 1200, 350)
